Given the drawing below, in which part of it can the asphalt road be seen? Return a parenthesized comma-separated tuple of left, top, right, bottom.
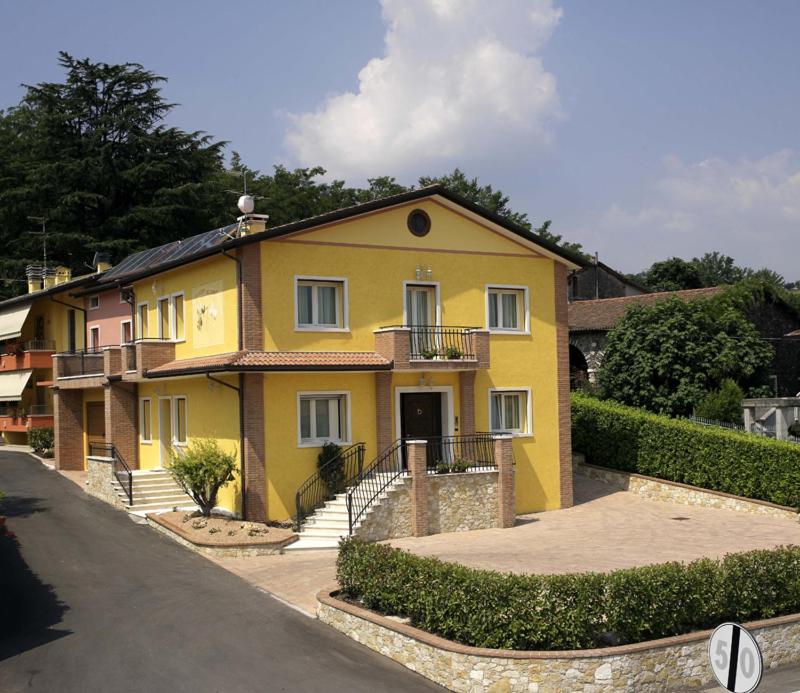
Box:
(0, 451, 442, 693)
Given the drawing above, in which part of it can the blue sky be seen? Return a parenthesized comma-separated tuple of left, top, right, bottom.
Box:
(2, 1, 799, 278)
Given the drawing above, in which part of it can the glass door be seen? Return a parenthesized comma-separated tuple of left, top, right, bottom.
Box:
(406, 285, 436, 357)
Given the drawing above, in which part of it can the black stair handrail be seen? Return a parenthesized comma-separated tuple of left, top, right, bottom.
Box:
(89, 442, 133, 505)
(346, 439, 406, 535)
(294, 442, 365, 532)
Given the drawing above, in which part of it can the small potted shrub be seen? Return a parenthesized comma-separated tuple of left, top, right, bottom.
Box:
(444, 346, 463, 360)
(434, 462, 450, 474)
(421, 347, 439, 360)
(451, 458, 469, 473)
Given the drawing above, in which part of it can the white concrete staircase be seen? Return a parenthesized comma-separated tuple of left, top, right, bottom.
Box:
(287, 473, 407, 551)
(113, 469, 196, 517)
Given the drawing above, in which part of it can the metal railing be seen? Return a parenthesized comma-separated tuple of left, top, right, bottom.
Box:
(688, 416, 745, 431)
(24, 339, 56, 352)
(346, 440, 406, 535)
(425, 433, 496, 473)
(28, 404, 53, 416)
(58, 349, 105, 377)
(293, 442, 365, 531)
(687, 415, 799, 445)
(408, 325, 477, 360)
(88, 442, 133, 505)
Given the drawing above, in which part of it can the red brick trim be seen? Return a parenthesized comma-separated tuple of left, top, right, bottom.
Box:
(407, 441, 428, 537)
(554, 263, 574, 508)
(54, 388, 84, 471)
(375, 372, 392, 453)
(241, 372, 266, 521)
(238, 244, 263, 351)
(459, 371, 476, 436)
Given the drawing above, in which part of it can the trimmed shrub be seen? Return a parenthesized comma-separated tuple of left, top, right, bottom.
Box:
(695, 378, 744, 425)
(28, 427, 54, 454)
(337, 539, 800, 651)
(168, 438, 236, 517)
(317, 442, 344, 491)
(572, 393, 800, 508)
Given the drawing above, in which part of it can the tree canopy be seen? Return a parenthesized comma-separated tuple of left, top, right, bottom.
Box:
(599, 296, 773, 417)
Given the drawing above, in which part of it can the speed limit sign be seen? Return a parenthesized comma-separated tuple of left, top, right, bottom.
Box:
(708, 623, 763, 692)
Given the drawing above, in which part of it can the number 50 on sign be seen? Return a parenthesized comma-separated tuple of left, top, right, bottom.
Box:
(708, 623, 763, 692)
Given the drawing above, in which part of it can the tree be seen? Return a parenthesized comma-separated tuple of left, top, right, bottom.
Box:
(599, 297, 773, 417)
(168, 438, 237, 517)
(691, 252, 747, 287)
(634, 257, 703, 292)
(695, 379, 745, 424)
(0, 53, 225, 297)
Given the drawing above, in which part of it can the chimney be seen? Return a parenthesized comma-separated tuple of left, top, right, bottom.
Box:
(93, 252, 113, 273)
(237, 213, 269, 237)
(54, 266, 72, 286)
(25, 265, 45, 293)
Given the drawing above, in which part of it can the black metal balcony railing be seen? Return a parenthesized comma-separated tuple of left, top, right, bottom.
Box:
(424, 433, 496, 473)
(293, 442, 366, 531)
(58, 349, 105, 377)
(380, 325, 479, 360)
(28, 404, 53, 416)
(24, 340, 56, 352)
(88, 442, 133, 506)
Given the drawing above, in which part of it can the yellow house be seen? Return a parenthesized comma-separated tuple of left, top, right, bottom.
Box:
(52, 186, 581, 542)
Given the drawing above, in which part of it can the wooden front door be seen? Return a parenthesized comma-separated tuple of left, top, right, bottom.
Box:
(400, 392, 442, 467)
(86, 402, 105, 454)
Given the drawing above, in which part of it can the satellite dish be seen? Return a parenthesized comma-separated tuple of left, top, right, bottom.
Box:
(237, 195, 255, 215)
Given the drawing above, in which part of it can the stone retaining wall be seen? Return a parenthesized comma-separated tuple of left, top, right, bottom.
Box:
(146, 514, 295, 557)
(317, 588, 800, 692)
(354, 471, 500, 543)
(574, 455, 798, 522)
(86, 455, 125, 510)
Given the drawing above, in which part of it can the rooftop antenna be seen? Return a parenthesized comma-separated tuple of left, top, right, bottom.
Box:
(28, 216, 48, 272)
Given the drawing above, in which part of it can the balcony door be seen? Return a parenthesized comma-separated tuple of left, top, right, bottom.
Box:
(405, 284, 438, 357)
(86, 402, 105, 455)
(158, 397, 172, 468)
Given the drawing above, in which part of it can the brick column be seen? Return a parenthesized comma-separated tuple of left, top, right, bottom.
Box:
(239, 244, 263, 351)
(494, 434, 515, 528)
(554, 262, 574, 509)
(54, 388, 84, 471)
(103, 347, 122, 377)
(105, 381, 139, 469)
(459, 371, 476, 436)
(375, 372, 392, 453)
(407, 440, 429, 537)
(241, 372, 266, 521)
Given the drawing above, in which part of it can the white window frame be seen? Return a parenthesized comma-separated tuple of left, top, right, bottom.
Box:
(120, 319, 132, 345)
(402, 281, 441, 327)
(139, 397, 152, 443)
(294, 276, 349, 332)
(88, 325, 100, 350)
(296, 391, 352, 448)
(88, 295, 100, 310)
(136, 302, 149, 340)
(485, 284, 530, 334)
(170, 292, 186, 342)
(488, 387, 533, 437)
(156, 295, 171, 340)
(172, 395, 188, 447)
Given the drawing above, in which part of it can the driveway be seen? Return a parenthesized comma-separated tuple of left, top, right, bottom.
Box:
(0, 451, 442, 693)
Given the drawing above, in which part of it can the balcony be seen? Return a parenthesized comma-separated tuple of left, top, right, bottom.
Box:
(374, 326, 490, 371)
(0, 340, 56, 372)
(0, 405, 54, 432)
(54, 349, 106, 379)
(121, 339, 176, 380)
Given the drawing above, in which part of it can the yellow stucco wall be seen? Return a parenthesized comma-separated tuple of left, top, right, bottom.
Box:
(132, 255, 238, 359)
(21, 291, 85, 352)
(258, 199, 563, 515)
(137, 374, 241, 514)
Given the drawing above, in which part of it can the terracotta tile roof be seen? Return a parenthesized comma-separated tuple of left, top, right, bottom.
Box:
(568, 287, 724, 331)
(146, 350, 392, 376)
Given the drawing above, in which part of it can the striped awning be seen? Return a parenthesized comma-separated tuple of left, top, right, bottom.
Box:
(0, 303, 31, 342)
(0, 370, 33, 402)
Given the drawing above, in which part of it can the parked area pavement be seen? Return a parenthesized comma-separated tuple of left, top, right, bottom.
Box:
(389, 474, 800, 574)
(0, 451, 442, 693)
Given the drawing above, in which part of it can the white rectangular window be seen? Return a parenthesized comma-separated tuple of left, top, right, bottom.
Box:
(171, 293, 185, 341)
(89, 326, 100, 350)
(295, 277, 347, 330)
(120, 320, 132, 345)
(137, 303, 149, 339)
(140, 398, 152, 442)
(88, 295, 100, 310)
(487, 287, 527, 331)
(489, 389, 531, 435)
(173, 396, 187, 445)
(157, 297, 170, 339)
(298, 393, 349, 446)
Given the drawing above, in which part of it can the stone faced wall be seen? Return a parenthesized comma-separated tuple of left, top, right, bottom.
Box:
(318, 591, 800, 692)
(86, 455, 125, 509)
(355, 477, 412, 542)
(427, 472, 498, 534)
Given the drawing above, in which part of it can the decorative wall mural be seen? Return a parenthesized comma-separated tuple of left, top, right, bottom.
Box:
(192, 280, 224, 347)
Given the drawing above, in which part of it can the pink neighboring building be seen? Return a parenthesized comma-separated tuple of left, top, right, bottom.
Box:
(84, 288, 133, 349)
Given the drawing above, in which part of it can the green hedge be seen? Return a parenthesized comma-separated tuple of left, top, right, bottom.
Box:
(337, 539, 800, 650)
(571, 393, 800, 508)
(27, 427, 54, 454)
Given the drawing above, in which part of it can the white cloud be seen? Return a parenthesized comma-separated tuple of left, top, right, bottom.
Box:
(590, 150, 800, 278)
(284, 0, 563, 181)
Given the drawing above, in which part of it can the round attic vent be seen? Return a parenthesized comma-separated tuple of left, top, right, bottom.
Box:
(407, 209, 431, 237)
